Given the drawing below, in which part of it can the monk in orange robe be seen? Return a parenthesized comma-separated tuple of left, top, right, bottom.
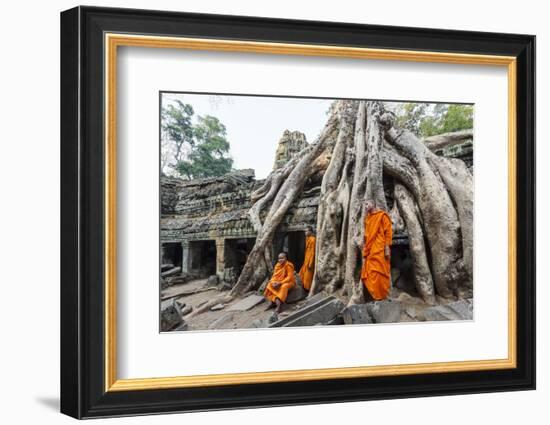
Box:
(298, 226, 316, 291)
(361, 200, 393, 300)
(264, 252, 296, 313)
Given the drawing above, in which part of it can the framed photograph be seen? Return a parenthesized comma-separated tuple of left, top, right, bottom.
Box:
(60, 5, 535, 419)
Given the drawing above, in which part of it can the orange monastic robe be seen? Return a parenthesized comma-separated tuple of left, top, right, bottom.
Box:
(298, 236, 316, 290)
(360, 210, 393, 300)
(264, 261, 296, 303)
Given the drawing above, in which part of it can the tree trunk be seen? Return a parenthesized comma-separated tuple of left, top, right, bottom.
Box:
(432, 156, 474, 294)
(394, 182, 436, 304)
(364, 101, 388, 210)
(310, 101, 358, 294)
(340, 101, 368, 300)
(388, 192, 406, 235)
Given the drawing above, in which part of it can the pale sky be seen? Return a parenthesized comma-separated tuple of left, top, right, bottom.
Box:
(161, 92, 333, 179)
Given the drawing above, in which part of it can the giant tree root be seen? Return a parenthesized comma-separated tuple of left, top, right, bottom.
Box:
(394, 182, 436, 304)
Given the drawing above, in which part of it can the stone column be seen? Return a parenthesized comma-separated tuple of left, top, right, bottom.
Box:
(180, 240, 190, 274)
(215, 238, 226, 278)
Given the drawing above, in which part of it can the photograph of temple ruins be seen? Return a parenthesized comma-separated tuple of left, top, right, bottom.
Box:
(160, 92, 474, 332)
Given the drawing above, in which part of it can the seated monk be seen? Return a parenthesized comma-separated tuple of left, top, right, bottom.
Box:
(264, 252, 296, 313)
(360, 200, 393, 300)
(298, 226, 316, 291)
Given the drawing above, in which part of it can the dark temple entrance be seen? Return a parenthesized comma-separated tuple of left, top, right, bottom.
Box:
(225, 238, 255, 275)
(287, 232, 306, 271)
(273, 231, 306, 271)
(161, 242, 182, 268)
(189, 240, 216, 277)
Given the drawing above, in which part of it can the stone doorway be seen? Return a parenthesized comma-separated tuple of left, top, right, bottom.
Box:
(189, 240, 217, 277)
(161, 242, 182, 268)
(225, 238, 255, 274)
(273, 231, 306, 271)
(286, 231, 306, 271)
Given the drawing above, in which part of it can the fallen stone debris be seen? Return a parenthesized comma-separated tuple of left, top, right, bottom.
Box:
(206, 275, 219, 287)
(159, 273, 473, 331)
(285, 281, 307, 304)
(208, 312, 236, 330)
(342, 304, 373, 325)
(162, 285, 217, 301)
(160, 299, 186, 331)
(419, 299, 473, 322)
(161, 266, 181, 278)
(161, 263, 174, 272)
(269, 295, 345, 328)
(366, 300, 404, 324)
(228, 294, 265, 312)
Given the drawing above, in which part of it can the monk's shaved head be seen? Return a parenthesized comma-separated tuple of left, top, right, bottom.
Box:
(278, 252, 288, 262)
(365, 200, 375, 213)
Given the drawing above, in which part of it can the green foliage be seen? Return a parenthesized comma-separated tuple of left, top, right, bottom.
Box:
(395, 103, 428, 136)
(175, 115, 233, 179)
(162, 100, 194, 156)
(393, 103, 473, 138)
(437, 104, 473, 135)
(162, 101, 233, 179)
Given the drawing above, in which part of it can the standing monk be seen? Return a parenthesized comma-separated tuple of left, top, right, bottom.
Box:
(361, 200, 393, 300)
(298, 226, 316, 291)
(264, 252, 296, 313)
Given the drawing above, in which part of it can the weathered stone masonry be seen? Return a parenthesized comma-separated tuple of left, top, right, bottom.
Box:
(160, 167, 321, 279)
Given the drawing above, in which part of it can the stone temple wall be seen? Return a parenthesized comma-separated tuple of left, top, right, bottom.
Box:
(160, 167, 321, 277)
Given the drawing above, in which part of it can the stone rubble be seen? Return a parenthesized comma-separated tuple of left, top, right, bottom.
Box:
(269, 296, 345, 328)
(366, 300, 404, 324)
(419, 299, 473, 322)
(342, 304, 373, 325)
(161, 267, 181, 278)
(228, 294, 265, 312)
(160, 299, 184, 331)
(210, 303, 226, 311)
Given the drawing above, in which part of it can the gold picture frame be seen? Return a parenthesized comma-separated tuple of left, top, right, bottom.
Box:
(105, 33, 517, 392)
